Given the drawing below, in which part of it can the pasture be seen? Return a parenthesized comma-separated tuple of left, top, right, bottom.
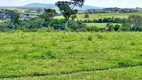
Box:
(55, 12, 142, 20)
(0, 32, 142, 80)
(85, 23, 122, 28)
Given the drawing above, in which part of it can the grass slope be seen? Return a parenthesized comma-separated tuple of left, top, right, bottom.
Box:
(0, 32, 142, 79)
(55, 12, 142, 20)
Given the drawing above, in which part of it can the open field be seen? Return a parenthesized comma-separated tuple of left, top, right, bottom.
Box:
(85, 23, 122, 28)
(55, 12, 142, 20)
(0, 32, 142, 79)
(8, 66, 142, 80)
(0, 20, 6, 23)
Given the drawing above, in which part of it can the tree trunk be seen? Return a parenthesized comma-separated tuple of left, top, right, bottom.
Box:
(47, 24, 50, 32)
(47, 22, 51, 32)
(65, 19, 69, 30)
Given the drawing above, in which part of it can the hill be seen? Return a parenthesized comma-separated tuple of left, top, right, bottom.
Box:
(24, 3, 101, 10)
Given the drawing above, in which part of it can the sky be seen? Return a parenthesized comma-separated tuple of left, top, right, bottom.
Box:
(1, 0, 142, 8)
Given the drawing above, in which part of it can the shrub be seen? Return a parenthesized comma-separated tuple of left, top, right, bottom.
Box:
(114, 24, 120, 31)
(121, 23, 131, 31)
(84, 13, 89, 18)
(87, 35, 93, 41)
(87, 26, 99, 32)
(105, 23, 114, 31)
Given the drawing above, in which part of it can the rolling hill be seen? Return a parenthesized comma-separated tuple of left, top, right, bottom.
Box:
(24, 3, 101, 10)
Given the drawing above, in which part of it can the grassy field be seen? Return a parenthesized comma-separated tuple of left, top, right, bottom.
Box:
(0, 32, 142, 80)
(0, 20, 6, 23)
(85, 23, 122, 28)
(55, 12, 142, 20)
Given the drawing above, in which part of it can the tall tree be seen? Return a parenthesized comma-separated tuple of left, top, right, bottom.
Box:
(41, 9, 57, 32)
(56, 0, 85, 30)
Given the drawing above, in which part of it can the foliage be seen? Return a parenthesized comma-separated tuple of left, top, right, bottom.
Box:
(86, 25, 99, 32)
(121, 23, 131, 31)
(84, 13, 89, 18)
(114, 24, 121, 31)
(81, 17, 126, 23)
(127, 15, 142, 31)
(105, 23, 114, 31)
(40, 9, 57, 31)
(56, 0, 84, 29)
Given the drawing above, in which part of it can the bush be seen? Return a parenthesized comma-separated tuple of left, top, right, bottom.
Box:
(87, 35, 93, 41)
(121, 23, 131, 31)
(84, 14, 89, 18)
(105, 23, 114, 31)
(0, 26, 7, 32)
(114, 24, 120, 31)
(87, 26, 99, 32)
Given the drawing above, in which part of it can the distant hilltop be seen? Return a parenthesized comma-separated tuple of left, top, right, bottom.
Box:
(24, 3, 102, 10)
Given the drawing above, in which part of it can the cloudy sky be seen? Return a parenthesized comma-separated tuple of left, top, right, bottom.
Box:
(1, 0, 142, 8)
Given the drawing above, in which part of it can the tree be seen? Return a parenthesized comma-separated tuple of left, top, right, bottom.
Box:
(105, 23, 114, 31)
(56, 0, 85, 30)
(84, 13, 89, 18)
(71, 0, 85, 7)
(114, 24, 120, 31)
(121, 22, 131, 31)
(127, 15, 142, 31)
(121, 15, 142, 31)
(11, 13, 20, 30)
(41, 9, 57, 32)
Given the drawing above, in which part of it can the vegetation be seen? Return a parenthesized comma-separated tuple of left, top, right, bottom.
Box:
(0, 0, 142, 79)
(0, 32, 142, 80)
(40, 9, 57, 31)
(56, 0, 84, 29)
(71, 12, 142, 20)
(84, 13, 89, 18)
(88, 7, 142, 13)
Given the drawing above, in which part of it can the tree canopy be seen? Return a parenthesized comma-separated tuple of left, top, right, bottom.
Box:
(56, 0, 85, 29)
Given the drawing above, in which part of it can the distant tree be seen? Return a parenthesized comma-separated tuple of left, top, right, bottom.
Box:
(114, 24, 120, 31)
(56, 0, 85, 30)
(121, 22, 131, 31)
(121, 15, 142, 31)
(41, 9, 56, 32)
(127, 15, 142, 31)
(84, 13, 89, 18)
(11, 13, 20, 29)
(71, 15, 77, 20)
(87, 25, 99, 32)
(105, 23, 114, 31)
(37, 8, 43, 13)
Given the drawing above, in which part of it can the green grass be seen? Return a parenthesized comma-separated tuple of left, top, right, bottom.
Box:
(8, 66, 142, 80)
(85, 23, 122, 28)
(55, 12, 142, 20)
(0, 20, 6, 23)
(0, 32, 142, 79)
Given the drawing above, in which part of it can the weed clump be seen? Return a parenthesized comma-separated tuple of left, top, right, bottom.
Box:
(96, 34, 104, 39)
(118, 60, 135, 67)
(24, 51, 56, 60)
(130, 41, 136, 46)
(40, 51, 56, 59)
(87, 35, 93, 41)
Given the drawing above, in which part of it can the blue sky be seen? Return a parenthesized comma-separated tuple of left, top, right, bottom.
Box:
(1, 0, 142, 8)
